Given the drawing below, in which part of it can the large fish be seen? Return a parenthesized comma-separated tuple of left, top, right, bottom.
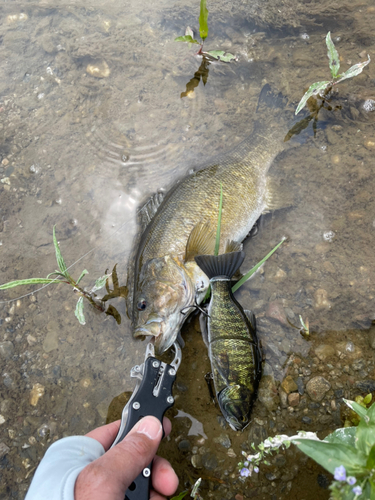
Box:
(195, 251, 261, 431)
(127, 85, 291, 354)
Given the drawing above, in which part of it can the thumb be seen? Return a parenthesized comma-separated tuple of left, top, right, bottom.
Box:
(75, 416, 163, 500)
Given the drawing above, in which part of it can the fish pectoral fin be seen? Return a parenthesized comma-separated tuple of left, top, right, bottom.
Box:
(263, 177, 295, 212)
(224, 240, 243, 253)
(138, 191, 165, 233)
(244, 309, 257, 332)
(185, 222, 216, 262)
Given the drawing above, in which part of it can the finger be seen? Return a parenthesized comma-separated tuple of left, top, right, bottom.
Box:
(150, 491, 167, 500)
(86, 417, 172, 452)
(152, 456, 179, 496)
(85, 420, 121, 450)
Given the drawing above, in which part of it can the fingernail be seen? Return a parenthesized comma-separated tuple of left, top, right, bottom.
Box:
(135, 416, 162, 440)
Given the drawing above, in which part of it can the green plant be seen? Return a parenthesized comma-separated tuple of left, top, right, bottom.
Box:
(0, 226, 110, 325)
(175, 0, 236, 62)
(239, 398, 375, 499)
(295, 32, 370, 115)
(171, 478, 203, 500)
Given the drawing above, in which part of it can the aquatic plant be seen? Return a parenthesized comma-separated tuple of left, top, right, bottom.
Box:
(295, 32, 371, 115)
(239, 398, 375, 499)
(175, 0, 236, 62)
(171, 478, 203, 500)
(0, 226, 110, 325)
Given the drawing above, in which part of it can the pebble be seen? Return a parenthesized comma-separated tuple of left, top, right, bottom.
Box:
(202, 452, 218, 471)
(86, 61, 110, 78)
(0, 341, 15, 359)
(281, 376, 298, 394)
(213, 433, 231, 449)
(248, 423, 268, 448)
(301, 416, 312, 424)
(279, 388, 288, 408)
(288, 393, 300, 406)
(355, 380, 375, 392)
(274, 454, 287, 467)
(266, 301, 288, 325)
(30, 383, 45, 406)
(178, 440, 191, 452)
(0, 442, 10, 459)
(191, 454, 202, 469)
(296, 377, 304, 395)
(0, 415, 5, 425)
(43, 329, 59, 352)
(258, 375, 279, 411)
(314, 344, 335, 361)
(306, 376, 331, 402)
(314, 289, 331, 310)
(336, 342, 362, 360)
(227, 448, 236, 458)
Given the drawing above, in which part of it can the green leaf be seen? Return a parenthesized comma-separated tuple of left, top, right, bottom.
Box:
(170, 491, 189, 500)
(214, 184, 223, 256)
(175, 35, 200, 44)
(0, 278, 59, 289)
(199, 0, 208, 41)
(206, 50, 236, 62)
(324, 427, 356, 447)
(46, 271, 67, 279)
(295, 81, 330, 115)
(326, 32, 340, 78)
(76, 269, 89, 285)
(344, 399, 369, 421)
(295, 439, 367, 476)
(75, 297, 86, 325)
(91, 274, 110, 293)
(53, 225, 68, 275)
(355, 416, 375, 456)
(185, 26, 194, 38)
(232, 237, 285, 293)
(366, 443, 375, 469)
(335, 55, 371, 84)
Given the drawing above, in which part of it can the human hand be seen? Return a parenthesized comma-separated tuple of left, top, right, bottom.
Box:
(74, 416, 178, 500)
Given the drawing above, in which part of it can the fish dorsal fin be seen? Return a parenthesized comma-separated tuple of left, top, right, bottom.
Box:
(185, 222, 216, 262)
(195, 251, 245, 279)
(224, 240, 243, 253)
(244, 310, 256, 332)
(138, 191, 165, 233)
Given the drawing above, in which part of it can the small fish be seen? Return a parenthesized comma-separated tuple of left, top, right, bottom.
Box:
(127, 85, 292, 354)
(195, 251, 262, 431)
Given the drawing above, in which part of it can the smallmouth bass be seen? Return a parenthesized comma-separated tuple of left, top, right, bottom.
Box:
(195, 251, 261, 431)
(127, 85, 291, 354)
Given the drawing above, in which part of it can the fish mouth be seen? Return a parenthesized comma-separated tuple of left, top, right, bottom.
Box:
(134, 320, 177, 355)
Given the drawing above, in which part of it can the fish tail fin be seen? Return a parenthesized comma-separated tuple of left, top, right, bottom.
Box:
(194, 251, 245, 279)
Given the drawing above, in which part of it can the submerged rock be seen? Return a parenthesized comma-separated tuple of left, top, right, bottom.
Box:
(258, 375, 279, 411)
(306, 376, 331, 402)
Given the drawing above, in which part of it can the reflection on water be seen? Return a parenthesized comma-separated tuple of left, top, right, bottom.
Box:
(0, 0, 375, 498)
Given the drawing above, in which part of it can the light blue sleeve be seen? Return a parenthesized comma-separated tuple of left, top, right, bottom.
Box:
(25, 436, 105, 500)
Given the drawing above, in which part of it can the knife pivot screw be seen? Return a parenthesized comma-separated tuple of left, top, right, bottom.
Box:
(134, 365, 140, 372)
(143, 467, 151, 478)
(168, 368, 176, 376)
(152, 360, 160, 368)
(167, 396, 174, 404)
(132, 402, 140, 410)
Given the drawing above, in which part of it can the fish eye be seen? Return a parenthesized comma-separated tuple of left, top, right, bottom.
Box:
(137, 299, 147, 311)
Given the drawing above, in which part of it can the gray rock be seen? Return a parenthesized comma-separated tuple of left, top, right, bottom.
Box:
(216, 416, 227, 429)
(0, 341, 14, 359)
(297, 377, 304, 395)
(279, 388, 288, 408)
(314, 344, 335, 361)
(265, 471, 280, 481)
(301, 416, 312, 424)
(248, 424, 268, 448)
(191, 454, 202, 469)
(202, 452, 218, 471)
(43, 329, 59, 352)
(352, 359, 366, 371)
(0, 442, 10, 459)
(258, 375, 279, 411)
(178, 439, 191, 452)
(355, 380, 375, 392)
(213, 433, 231, 449)
(306, 376, 331, 402)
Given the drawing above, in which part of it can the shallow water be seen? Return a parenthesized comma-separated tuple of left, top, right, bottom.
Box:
(1, 0, 375, 498)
